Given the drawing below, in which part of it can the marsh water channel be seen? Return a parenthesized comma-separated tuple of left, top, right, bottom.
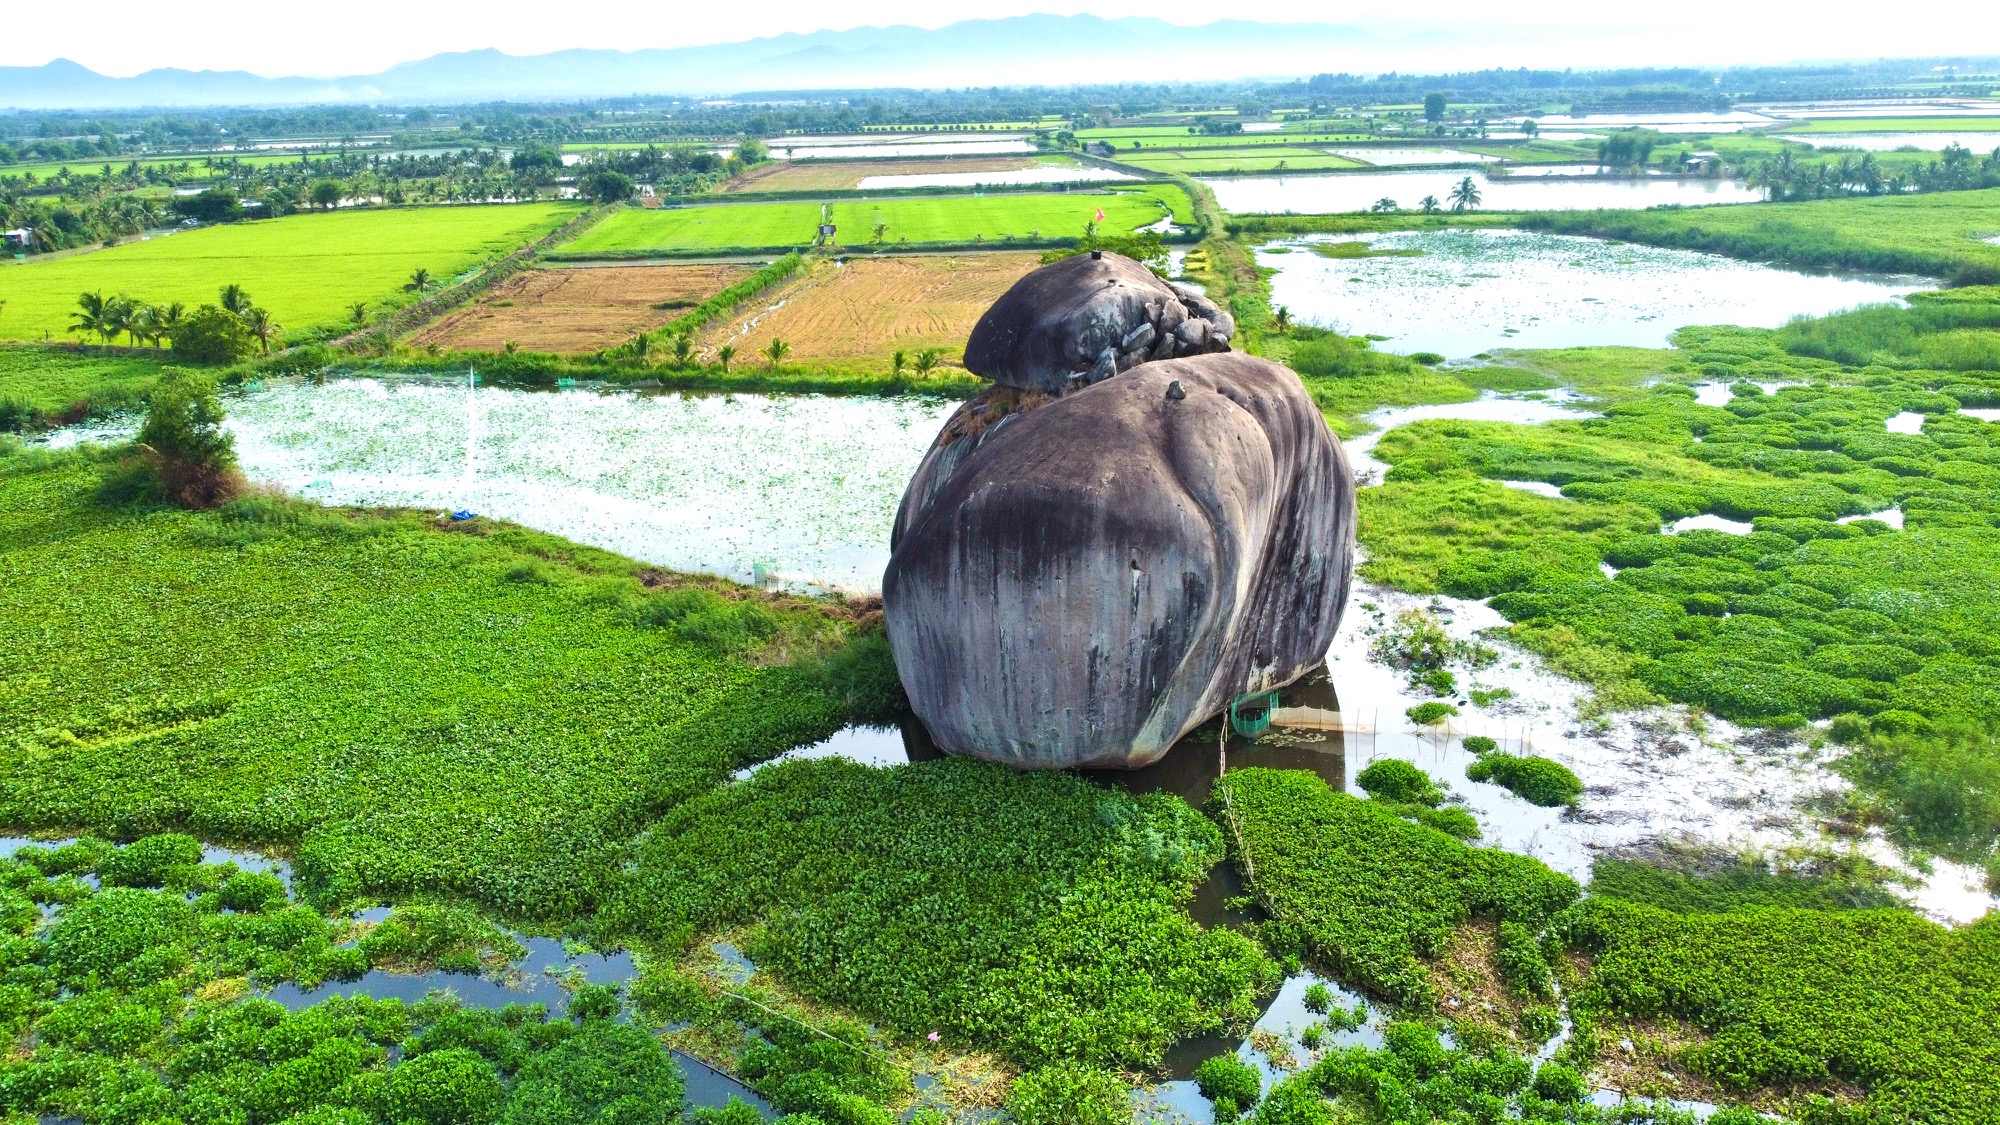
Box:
(1259, 229, 1927, 357)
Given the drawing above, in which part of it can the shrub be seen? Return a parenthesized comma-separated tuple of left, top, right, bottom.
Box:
(1495, 921, 1553, 997)
(171, 304, 258, 365)
(1465, 754, 1583, 807)
(1406, 701, 1458, 725)
(132, 369, 242, 508)
(1461, 736, 1497, 755)
(1005, 1062, 1132, 1125)
(1246, 1075, 1334, 1125)
(97, 833, 204, 888)
(1194, 1052, 1262, 1109)
(1408, 352, 1446, 366)
(1356, 759, 1444, 806)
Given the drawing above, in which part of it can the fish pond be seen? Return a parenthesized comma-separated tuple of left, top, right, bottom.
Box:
(1258, 229, 1927, 357)
(1202, 170, 1764, 214)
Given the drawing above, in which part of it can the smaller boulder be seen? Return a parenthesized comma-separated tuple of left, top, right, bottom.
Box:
(962, 252, 1234, 395)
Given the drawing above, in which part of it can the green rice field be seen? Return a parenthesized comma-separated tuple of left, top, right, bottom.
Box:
(0, 203, 580, 342)
(557, 187, 1190, 254)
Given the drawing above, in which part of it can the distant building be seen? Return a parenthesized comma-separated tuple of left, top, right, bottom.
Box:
(2, 228, 30, 255)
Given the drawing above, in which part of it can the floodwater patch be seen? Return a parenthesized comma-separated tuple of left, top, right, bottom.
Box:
(1259, 230, 1926, 357)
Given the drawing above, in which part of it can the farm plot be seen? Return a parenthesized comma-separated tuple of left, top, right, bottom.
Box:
(557, 187, 1189, 256)
(1117, 148, 1366, 174)
(722, 157, 1050, 192)
(408, 263, 753, 353)
(0, 203, 580, 342)
(697, 253, 1040, 364)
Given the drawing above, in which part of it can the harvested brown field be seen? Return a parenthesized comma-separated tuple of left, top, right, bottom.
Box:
(698, 253, 1040, 365)
(721, 158, 1042, 193)
(409, 263, 753, 353)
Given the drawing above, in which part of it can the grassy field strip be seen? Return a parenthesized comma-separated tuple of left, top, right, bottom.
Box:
(556, 187, 1189, 255)
(0, 204, 582, 342)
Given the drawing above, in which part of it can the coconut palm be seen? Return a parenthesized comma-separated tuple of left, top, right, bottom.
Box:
(716, 344, 736, 374)
(891, 350, 907, 377)
(671, 333, 693, 367)
(219, 284, 251, 315)
(241, 307, 280, 354)
(912, 348, 943, 378)
(157, 303, 186, 346)
(129, 304, 162, 348)
(763, 338, 791, 368)
(1273, 306, 1292, 334)
(632, 334, 652, 362)
(71, 291, 114, 343)
(1447, 176, 1482, 212)
(404, 268, 433, 294)
(1419, 195, 1440, 214)
(1369, 198, 1399, 213)
(349, 302, 370, 326)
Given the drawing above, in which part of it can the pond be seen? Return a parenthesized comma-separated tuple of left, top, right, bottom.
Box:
(52, 378, 955, 594)
(1200, 170, 1764, 214)
(1776, 132, 2000, 152)
(768, 138, 1035, 160)
(1329, 148, 1502, 166)
(1258, 229, 1926, 357)
(854, 166, 1137, 189)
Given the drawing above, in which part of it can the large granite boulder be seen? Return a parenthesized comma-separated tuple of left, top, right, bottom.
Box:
(961, 250, 1235, 394)
(884, 350, 1355, 770)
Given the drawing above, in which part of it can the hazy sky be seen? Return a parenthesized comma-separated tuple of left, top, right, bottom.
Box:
(3, 0, 1994, 78)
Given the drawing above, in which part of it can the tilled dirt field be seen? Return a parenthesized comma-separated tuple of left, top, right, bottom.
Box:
(699, 253, 1042, 364)
(409, 263, 753, 353)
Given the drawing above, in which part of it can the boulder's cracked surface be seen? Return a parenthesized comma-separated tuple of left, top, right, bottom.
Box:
(961, 251, 1235, 395)
(885, 347, 1355, 770)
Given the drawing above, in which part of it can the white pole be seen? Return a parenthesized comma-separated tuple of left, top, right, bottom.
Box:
(464, 365, 477, 511)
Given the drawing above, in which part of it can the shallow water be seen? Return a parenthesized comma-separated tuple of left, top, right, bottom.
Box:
(1777, 132, 2000, 152)
(1203, 170, 1764, 214)
(1886, 410, 1927, 434)
(1509, 111, 1777, 133)
(1330, 148, 1502, 166)
(1669, 514, 1753, 535)
(44, 379, 955, 594)
(769, 139, 1034, 160)
(854, 166, 1135, 189)
(1259, 230, 1924, 357)
(1342, 391, 1596, 484)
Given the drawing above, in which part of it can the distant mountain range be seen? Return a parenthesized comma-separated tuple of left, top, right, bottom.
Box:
(0, 15, 1434, 110)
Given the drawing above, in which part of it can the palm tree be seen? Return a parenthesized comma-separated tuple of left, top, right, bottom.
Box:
(912, 348, 943, 378)
(103, 297, 139, 346)
(349, 302, 370, 326)
(1369, 198, 1399, 213)
(219, 284, 251, 315)
(1273, 306, 1292, 334)
(716, 344, 736, 373)
(1447, 176, 1482, 212)
(404, 268, 433, 294)
(872, 221, 888, 244)
(70, 292, 111, 343)
(1419, 195, 1440, 214)
(129, 304, 162, 348)
(157, 303, 186, 347)
(671, 333, 693, 367)
(632, 334, 652, 363)
(763, 338, 790, 368)
(891, 350, 907, 377)
(242, 307, 280, 354)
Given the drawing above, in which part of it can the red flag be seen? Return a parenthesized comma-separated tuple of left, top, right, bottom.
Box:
(1093, 206, 1106, 222)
